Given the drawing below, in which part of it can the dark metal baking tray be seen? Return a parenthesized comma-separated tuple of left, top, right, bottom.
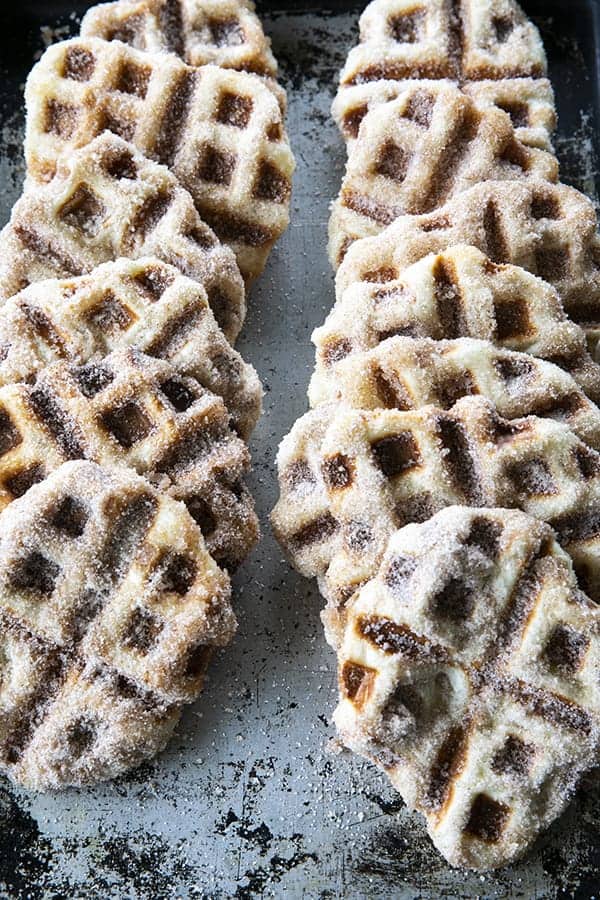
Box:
(0, 1, 599, 897)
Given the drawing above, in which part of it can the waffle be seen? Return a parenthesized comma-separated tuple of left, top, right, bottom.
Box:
(0, 257, 262, 439)
(0, 460, 236, 790)
(334, 506, 600, 870)
(25, 38, 294, 283)
(332, 77, 556, 152)
(315, 245, 600, 404)
(337, 0, 547, 87)
(334, 180, 600, 357)
(309, 336, 600, 452)
(272, 396, 600, 643)
(0, 347, 258, 571)
(81, 0, 278, 78)
(0, 134, 246, 342)
(328, 83, 558, 265)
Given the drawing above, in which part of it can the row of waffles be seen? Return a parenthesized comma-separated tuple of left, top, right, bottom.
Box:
(0, 0, 294, 791)
(273, 0, 600, 873)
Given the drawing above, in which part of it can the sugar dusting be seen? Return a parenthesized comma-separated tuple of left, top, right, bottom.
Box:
(0, 6, 599, 899)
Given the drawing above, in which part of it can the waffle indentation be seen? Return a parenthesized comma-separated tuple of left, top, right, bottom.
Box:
(389, 10, 425, 43)
(216, 92, 253, 128)
(10, 551, 60, 596)
(371, 432, 421, 477)
(465, 794, 510, 843)
(102, 401, 153, 448)
(59, 186, 105, 238)
(543, 624, 589, 674)
(63, 46, 96, 82)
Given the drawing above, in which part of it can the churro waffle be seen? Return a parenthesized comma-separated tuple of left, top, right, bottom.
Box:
(334, 180, 600, 356)
(315, 245, 600, 404)
(334, 506, 600, 869)
(81, 0, 278, 78)
(332, 77, 556, 152)
(338, 0, 547, 88)
(309, 336, 600, 451)
(0, 257, 262, 439)
(0, 348, 258, 570)
(329, 83, 557, 263)
(272, 396, 600, 642)
(25, 38, 294, 282)
(0, 133, 245, 341)
(0, 460, 236, 790)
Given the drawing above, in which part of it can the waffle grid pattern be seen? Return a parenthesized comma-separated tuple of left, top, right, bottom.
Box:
(0, 133, 246, 342)
(0, 461, 235, 790)
(338, 0, 547, 87)
(0, 0, 292, 791)
(314, 245, 600, 404)
(0, 347, 258, 571)
(333, 0, 553, 154)
(334, 507, 600, 870)
(270, 0, 600, 871)
(81, 0, 279, 77)
(334, 180, 600, 356)
(332, 76, 557, 152)
(25, 38, 294, 282)
(0, 256, 262, 439)
(273, 397, 600, 641)
(328, 83, 558, 265)
(309, 335, 600, 451)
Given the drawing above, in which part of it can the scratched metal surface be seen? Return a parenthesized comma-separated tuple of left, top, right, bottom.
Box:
(1, 2, 600, 897)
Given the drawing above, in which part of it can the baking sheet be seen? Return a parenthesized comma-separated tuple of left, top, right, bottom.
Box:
(1, 2, 600, 897)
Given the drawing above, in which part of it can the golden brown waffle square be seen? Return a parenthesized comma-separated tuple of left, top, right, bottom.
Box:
(309, 336, 600, 452)
(272, 397, 600, 643)
(0, 459, 236, 789)
(334, 180, 600, 356)
(334, 506, 600, 870)
(328, 83, 558, 265)
(314, 245, 600, 405)
(0, 257, 262, 439)
(337, 0, 547, 86)
(0, 133, 245, 342)
(81, 0, 278, 77)
(25, 38, 294, 283)
(332, 77, 556, 151)
(0, 347, 258, 571)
